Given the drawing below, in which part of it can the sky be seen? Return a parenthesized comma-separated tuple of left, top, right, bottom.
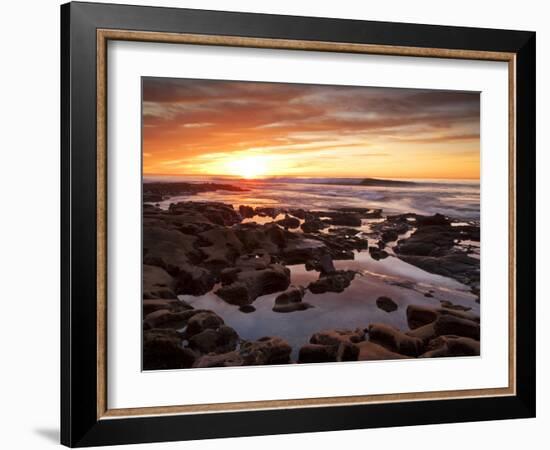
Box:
(142, 78, 480, 180)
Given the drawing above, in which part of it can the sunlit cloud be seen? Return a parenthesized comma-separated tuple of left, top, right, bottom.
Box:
(142, 78, 480, 179)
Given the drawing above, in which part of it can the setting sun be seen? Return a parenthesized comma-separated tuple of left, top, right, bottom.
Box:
(225, 155, 269, 179)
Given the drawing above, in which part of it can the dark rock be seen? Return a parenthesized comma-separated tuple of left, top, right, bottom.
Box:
(376, 296, 398, 312)
(240, 336, 292, 365)
(144, 309, 194, 329)
(381, 229, 399, 242)
(143, 226, 201, 274)
(298, 341, 359, 363)
(235, 252, 271, 270)
(274, 286, 305, 304)
(143, 298, 189, 315)
(421, 335, 480, 357)
(280, 238, 327, 265)
(215, 264, 291, 306)
(275, 214, 301, 229)
(300, 217, 327, 233)
(433, 314, 480, 340)
(406, 305, 440, 329)
(369, 247, 389, 260)
(174, 265, 215, 296)
(193, 351, 244, 368)
(272, 286, 313, 312)
(424, 292, 434, 298)
(439, 300, 472, 311)
(239, 205, 255, 218)
(143, 329, 196, 370)
(143, 264, 176, 299)
(298, 344, 337, 363)
(310, 328, 365, 346)
(239, 305, 256, 313)
(308, 270, 357, 294)
(198, 227, 244, 267)
(188, 325, 239, 354)
(357, 341, 409, 360)
(416, 213, 450, 226)
(336, 342, 360, 361)
(327, 213, 362, 227)
(185, 311, 225, 337)
(368, 323, 424, 356)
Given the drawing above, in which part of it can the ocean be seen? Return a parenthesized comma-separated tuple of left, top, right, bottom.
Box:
(144, 176, 480, 221)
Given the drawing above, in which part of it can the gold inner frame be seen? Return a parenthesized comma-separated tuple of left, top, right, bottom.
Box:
(96, 29, 517, 420)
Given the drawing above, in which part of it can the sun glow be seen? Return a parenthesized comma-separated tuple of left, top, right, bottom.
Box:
(225, 155, 269, 179)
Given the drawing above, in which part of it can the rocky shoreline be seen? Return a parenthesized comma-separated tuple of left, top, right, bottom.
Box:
(142, 183, 480, 370)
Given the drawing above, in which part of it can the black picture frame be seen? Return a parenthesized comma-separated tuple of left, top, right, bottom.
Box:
(61, 1, 536, 447)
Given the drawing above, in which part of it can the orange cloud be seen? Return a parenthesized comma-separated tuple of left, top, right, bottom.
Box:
(142, 78, 480, 179)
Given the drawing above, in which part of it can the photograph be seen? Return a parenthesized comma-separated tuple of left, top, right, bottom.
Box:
(141, 78, 482, 370)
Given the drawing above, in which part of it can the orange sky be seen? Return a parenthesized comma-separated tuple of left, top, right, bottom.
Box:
(142, 78, 480, 180)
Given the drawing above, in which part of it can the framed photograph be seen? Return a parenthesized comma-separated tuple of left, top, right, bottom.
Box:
(61, 2, 536, 447)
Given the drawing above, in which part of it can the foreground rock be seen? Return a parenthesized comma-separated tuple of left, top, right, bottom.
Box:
(420, 335, 480, 357)
(239, 337, 292, 365)
(143, 329, 196, 370)
(272, 286, 313, 313)
(215, 263, 291, 306)
(308, 270, 357, 294)
(376, 296, 398, 312)
(298, 328, 365, 363)
(368, 323, 424, 357)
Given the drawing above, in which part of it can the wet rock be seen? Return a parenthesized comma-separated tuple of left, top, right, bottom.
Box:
(433, 314, 480, 340)
(215, 264, 291, 306)
(170, 201, 242, 226)
(143, 329, 196, 370)
(381, 229, 399, 243)
(254, 207, 280, 218)
(327, 213, 362, 227)
(424, 292, 434, 298)
(376, 296, 398, 313)
(308, 270, 357, 294)
(143, 226, 201, 273)
(143, 298, 189, 315)
(416, 213, 450, 227)
(369, 247, 389, 260)
(272, 286, 313, 313)
(240, 336, 292, 365)
(407, 304, 479, 330)
(310, 328, 365, 346)
(235, 223, 290, 254)
(275, 286, 305, 304)
(406, 305, 440, 329)
(193, 351, 244, 368)
(357, 341, 410, 361)
(238, 205, 255, 218)
(298, 341, 359, 363)
(275, 214, 301, 229)
(439, 300, 472, 311)
(144, 309, 194, 329)
(421, 335, 480, 357)
(143, 264, 176, 299)
(239, 305, 256, 313)
(300, 217, 327, 233)
(305, 253, 336, 274)
(174, 264, 215, 296)
(235, 252, 271, 270)
(198, 227, 244, 267)
(185, 311, 225, 337)
(188, 325, 239, 354)
(280, 238, 327, 265)
(298, 344, 337, 363)
(368, 323, 424, 357)
(220, 267, 241, 284)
